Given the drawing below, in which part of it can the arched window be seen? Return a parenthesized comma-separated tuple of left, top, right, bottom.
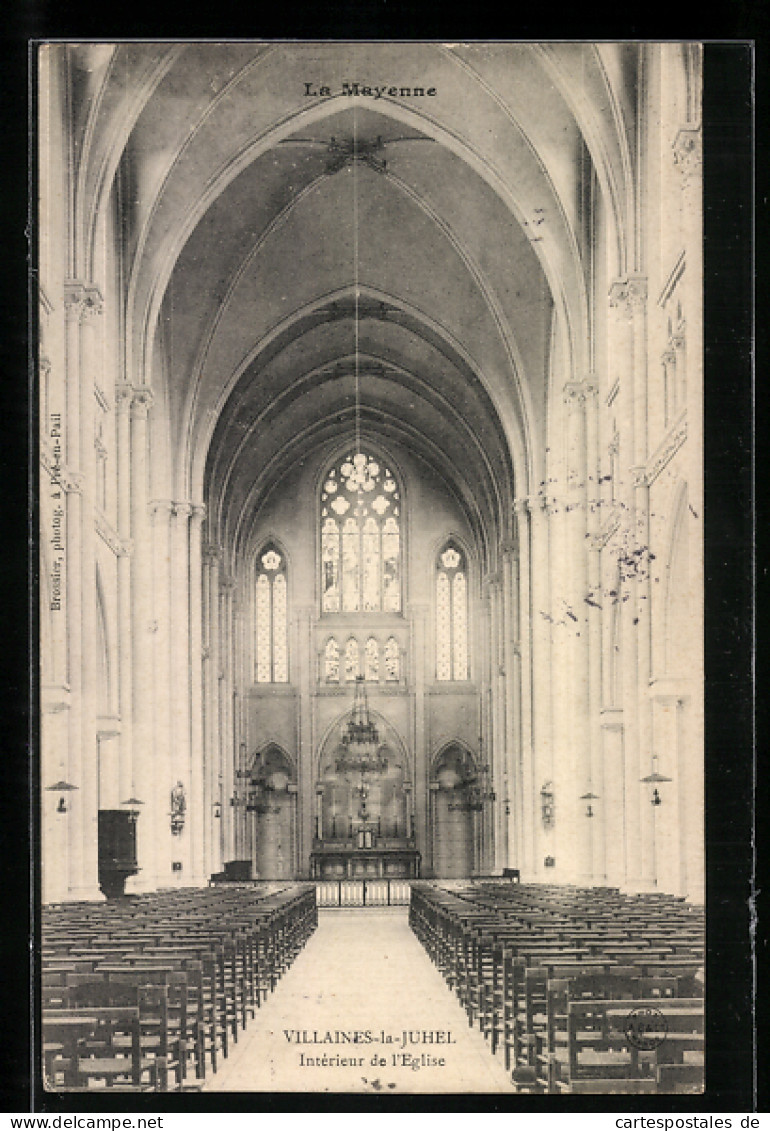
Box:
(320, 451, 401, 613)
(384, 636, 400, 681)
(324, 638, 340, 683)
(344, 638, 360, 681)
(255, 545, 288, 683)
(436, 542, 469, 681)
(365, 637, 379, 682)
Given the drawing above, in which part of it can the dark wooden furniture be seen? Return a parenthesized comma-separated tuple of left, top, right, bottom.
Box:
(98, 810, 139, 899)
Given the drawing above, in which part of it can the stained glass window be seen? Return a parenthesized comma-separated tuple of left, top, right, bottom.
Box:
(320, 450, 401, 613)
(345, 638, 360, 681)
(436, 542, 469, 681)
(365, 637, 379, 681)
(384, 637, 400, 681)
(324, 638, 340, 683)
(255, 545, 288, 683)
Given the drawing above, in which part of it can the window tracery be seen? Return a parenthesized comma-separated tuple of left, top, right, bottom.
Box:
(320, 451, 401, 613)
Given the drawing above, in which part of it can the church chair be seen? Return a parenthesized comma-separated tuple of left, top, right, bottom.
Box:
(104, 967, 195, 1084)
(554, 996, 703, 1095)
(68, 979, 183, 1092)
(656, 1062, 704, 1093)
(45, 1006, 159, 1092)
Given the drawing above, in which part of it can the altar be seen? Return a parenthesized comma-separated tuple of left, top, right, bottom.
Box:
(313, 677, 420, 881)
(310, 832, 420, 880)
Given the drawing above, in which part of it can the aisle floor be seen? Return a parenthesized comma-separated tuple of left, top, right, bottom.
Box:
(202, 907, 515, 1094)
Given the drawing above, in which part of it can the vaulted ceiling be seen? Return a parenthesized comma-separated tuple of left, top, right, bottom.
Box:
(70, 41, 637, 561)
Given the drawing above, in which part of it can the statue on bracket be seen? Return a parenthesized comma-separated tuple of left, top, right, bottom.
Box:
(540, 781, 555, 829)
(170, 780, 186, 835)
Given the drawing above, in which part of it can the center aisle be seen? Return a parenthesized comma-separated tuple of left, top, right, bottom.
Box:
(203, 906, 515, 1094)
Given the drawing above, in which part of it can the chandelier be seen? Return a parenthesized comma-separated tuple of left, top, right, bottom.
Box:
(336, 677, 388, 779)
(447, 765, 496, 812)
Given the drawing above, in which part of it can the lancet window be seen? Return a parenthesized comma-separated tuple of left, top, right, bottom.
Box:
(436, 542, 469, 681)
(255, 545, 288, 683)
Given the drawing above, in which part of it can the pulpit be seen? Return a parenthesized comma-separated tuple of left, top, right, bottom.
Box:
(97, 809, 139, 899)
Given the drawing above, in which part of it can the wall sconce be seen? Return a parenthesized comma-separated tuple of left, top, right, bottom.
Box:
(121, 797, 144, 827)
(540, 782, 555, 828)
(580, 790, 600, 818)
(641, 756, 671, 806)
(213, 800, 222, 819)
(47, 780, 78, 813)
(544, 855, 555, 868)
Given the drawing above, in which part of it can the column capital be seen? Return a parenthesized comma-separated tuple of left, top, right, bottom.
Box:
(130, 386, 155, 418)
(513, 496, 529, 517)
(81, 286, 105, 323)
(609, 275, 648, 313)
(202, 543, 221, 563)
(500, 539, 517, 558)
(190, 502, 207, 524)
(63, 282, 88, 323)
(563, 378, 599, 406)
(525, 492, 548, 515)
(672, 125, 702, 182)
(173, 501, 193, 519)
(63, 281, 104, 322)
(630, 465, 649, 489)
(59, 467, 84, 494)
(115, 382, 133, 413)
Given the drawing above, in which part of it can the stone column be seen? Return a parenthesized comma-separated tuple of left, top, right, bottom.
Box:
(172, 502, 193, 879)
(560, 379, 595, 883)
(150, 498, 174, 884)
(188, 504, 207, 883)
(628, 278, 656, 888)
(77, 286, 103, 897)
(407, 603, 428, 869)
(115, 385, 134, 808)
(129, 386, 157, 890)
(202, 544, 222, 876)
(479, 583, 494, 872)
(296, 605, 314, 877)
(219, 576, 235, 863)
(584, 382, 604, 880)
(501, 543, 519, 872)
(609, 278, 643, 890)
(518, 497, 539, 876)
(485, 574, 503, 874)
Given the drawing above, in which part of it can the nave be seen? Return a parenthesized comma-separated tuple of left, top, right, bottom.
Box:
(41, 880, 704, 1096)
(202, 906, 515, 1094)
